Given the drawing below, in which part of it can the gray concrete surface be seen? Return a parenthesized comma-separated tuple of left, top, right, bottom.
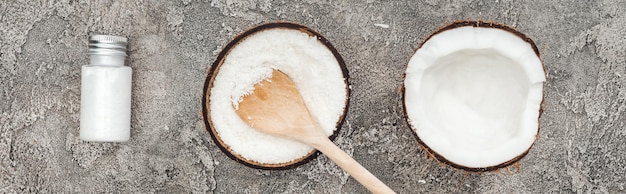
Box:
(1, 0, 625, 193)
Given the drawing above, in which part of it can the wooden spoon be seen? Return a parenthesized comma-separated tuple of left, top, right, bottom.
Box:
(235, 69, 395, 194)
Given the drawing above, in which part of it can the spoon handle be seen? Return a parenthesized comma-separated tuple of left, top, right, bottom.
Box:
(312, 138, 396, 194)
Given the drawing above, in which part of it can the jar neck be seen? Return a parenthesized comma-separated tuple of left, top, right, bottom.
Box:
(89, 54, 126, 66)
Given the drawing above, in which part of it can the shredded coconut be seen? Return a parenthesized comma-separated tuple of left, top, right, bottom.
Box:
(210, 28, 347, 164)
(374, 23, 390, 28)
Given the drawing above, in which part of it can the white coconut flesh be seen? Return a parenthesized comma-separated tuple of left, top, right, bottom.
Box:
(210, 28, 347, 165)
(404, 26, 545, 168)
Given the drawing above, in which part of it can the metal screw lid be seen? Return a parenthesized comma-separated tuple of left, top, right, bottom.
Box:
(88, 35, 128, 56)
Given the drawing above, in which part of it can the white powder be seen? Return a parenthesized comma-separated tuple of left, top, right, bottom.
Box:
(209, 28, 347, 164)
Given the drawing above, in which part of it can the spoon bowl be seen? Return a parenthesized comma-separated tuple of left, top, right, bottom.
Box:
(236, 69, 395, 194)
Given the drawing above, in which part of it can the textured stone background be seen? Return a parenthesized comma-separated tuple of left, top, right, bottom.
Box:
(1, 0, 625, 193)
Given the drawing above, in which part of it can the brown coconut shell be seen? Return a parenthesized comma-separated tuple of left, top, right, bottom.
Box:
(402, 21, 545, 172)
(202, 22, 350, 170)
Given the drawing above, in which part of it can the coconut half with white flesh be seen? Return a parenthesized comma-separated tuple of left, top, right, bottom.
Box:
(202, 22, 349, 169)
(403, 21, 546, 171)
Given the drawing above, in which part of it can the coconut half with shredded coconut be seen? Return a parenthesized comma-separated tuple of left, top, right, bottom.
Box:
(203, 23, 349, 169)
(403, 21, 546, 171)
